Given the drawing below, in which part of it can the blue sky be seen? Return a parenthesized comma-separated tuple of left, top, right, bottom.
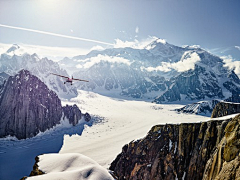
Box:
(0, 0, 240, 52)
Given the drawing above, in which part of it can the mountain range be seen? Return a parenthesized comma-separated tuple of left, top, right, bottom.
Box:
(0, 70, 88, 139)
(1, 40, 239, 104)
(0, 44, 77, 99)
(59, 39, 240, 103)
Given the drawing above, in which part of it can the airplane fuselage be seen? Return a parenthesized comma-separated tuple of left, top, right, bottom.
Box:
(64, 78, 73, 85)
(66, 78, 73, 83)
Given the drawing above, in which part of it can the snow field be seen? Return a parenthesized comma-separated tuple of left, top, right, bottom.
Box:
(3, 90, 232, 180)
(27, 153, 113, 180)
(60, 90, 209, 168)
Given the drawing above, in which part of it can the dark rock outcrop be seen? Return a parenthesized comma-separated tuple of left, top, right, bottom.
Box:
(29, 156, 45, 176)
(211, 102, 240, 118)
(20, 156, 45, 180)
(84, 112, 91, 122)
(0, 69, 62, 139)
(62, 104, 82, 125)
(0, 70, 90, 139)
(110, 118, 233, 180)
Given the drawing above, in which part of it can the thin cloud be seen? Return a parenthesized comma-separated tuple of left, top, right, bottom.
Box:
(0, 43, 89, 61)
(145, 52, 201, 72)
(114, 36, 158, 49)
(90, 45, 105, 51)
(222, 55, 240, 77)
(76, 54, 131, 69)
(0, 24, 114, 46)
(235, 46, 240, 51)
(135, 26, 139, 34)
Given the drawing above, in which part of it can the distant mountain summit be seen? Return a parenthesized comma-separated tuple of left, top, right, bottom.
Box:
(6, 44, 20, 53)
(59, 39, 240, 102)
(0, 70, 89, 139)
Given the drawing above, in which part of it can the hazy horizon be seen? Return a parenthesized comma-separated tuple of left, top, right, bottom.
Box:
(1, 0, 240, 52)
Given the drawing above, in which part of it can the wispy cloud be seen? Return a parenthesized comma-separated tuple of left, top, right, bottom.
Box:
(145, 52, 201, 72)
(135, 26, 139, 34)
(76, 54, 131, 69)
(90, 45, 105, 51)
(0, 43, 89, 61)
(235, 46, 240, 51)
(222, 55, 240, 77)
(0, 23, 114, 46)
(114, 36, 158, 49)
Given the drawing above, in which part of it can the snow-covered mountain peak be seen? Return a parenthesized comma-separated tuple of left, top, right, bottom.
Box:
(66, 39, 240, 102)
(6, 44, 20, 53)
(235, 46, 240, 51)
(3, 44, 27, 57)
(143, 38, 186, 58)
(30, 53, 40, 61)
(145, 38, 169, 50)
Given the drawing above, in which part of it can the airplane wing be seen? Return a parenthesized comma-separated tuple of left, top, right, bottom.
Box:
(72, 78, 89, 82)
(51, 73, 69, 79)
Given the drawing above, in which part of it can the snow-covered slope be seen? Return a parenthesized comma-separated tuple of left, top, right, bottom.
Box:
(59, 39, 240, 102)
(59, 90, 209, 168)
(27, 153, 113, 180)
(0, 44, 77, 99)
(153, 49, 240, 103)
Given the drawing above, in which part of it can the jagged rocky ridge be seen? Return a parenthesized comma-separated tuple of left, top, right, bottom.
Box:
(211, 102, 240, 118)
(177, 100, 240, 116)
(176, 99, 221, 115)
(0, 72, 10, 85)
(176, 95, 240, 116)
(0, 44, 77, 99)
(0, 70, 90, 139)
(110, 103, 240, 180)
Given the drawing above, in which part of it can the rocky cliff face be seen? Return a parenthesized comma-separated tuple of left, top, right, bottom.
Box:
(110, 111, 240, 180)
(0, 70, 89, 139)
(62, 104, 82, 126)
(211, 102, 240, 118)
(110, 102, 240, 180)
(202, 114, 240, 180)
(0, 69, 62, 139)
(110, 119, 231, 180)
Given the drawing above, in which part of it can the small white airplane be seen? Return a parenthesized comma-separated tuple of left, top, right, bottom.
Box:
(51, 73, 89, 85)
